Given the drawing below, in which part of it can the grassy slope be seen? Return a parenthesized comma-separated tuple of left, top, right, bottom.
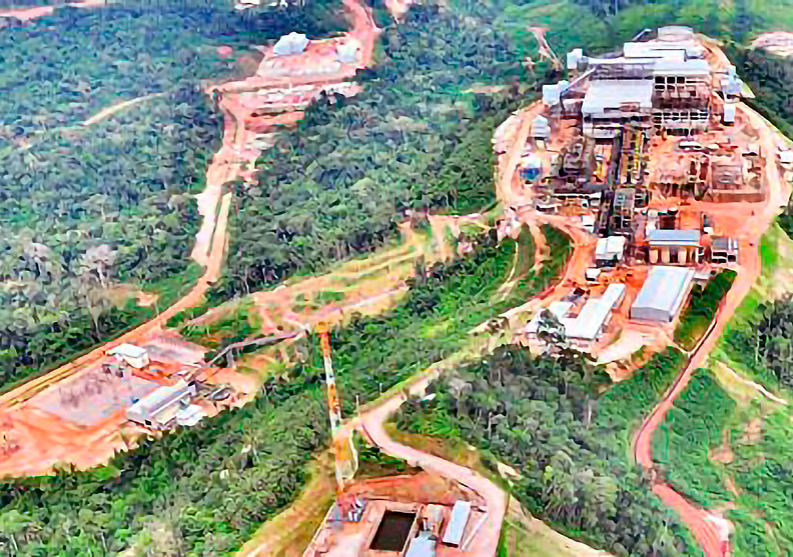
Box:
(654, 225, 793, 556)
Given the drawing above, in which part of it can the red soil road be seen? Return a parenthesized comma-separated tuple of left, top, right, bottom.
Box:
(0, 0, 105, 21)
(632, 99, 791, 557)
(0, 0, 382, 409)
(356, 379, 506, 556)
(215, 0, 379, 95)
(0, 191, 232, 408)
(495, 73, 790, 555)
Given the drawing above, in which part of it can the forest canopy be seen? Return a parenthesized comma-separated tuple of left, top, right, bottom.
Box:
(0, 0, 348, 387)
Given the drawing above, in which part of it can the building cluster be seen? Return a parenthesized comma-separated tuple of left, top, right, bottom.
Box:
(106, 343, 236, 430)
(519, 26, 775, 353)
(306, 474, 485, 557)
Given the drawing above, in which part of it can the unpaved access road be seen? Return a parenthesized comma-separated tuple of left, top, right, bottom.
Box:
(346, 347, 508, 557)
(0, 0, 381, 410)
(359, 392, 506, 554)
(632, 99, 792, 557)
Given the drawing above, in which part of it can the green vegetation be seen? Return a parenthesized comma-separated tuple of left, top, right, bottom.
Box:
(214, 5, 527, 299)
(723, 298, 793, 391)
(396, 346, 698, 556)
(595, 348, 687, 454)
(0, 221, 569, 554)
(181, 301, 262, 349)
(0, 0, 352, 388)
(674, 270, 736, 350)
(328, 227, 570, 407)
(656, 224, 793, 556)
(653, 371, 735, 507)
(729, 407, 793, 555)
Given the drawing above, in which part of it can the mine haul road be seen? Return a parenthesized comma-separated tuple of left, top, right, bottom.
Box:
(632, 98, 791, 557)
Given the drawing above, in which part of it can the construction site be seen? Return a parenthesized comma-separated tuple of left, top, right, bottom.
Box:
(501, 26, 791, 366)
(2, 7, 792, 554)
(0, 334, 259, 476)
(240, 26, 793, 557)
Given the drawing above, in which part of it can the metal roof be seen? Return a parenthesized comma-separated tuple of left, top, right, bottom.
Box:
(601, 283, 627, 310)
(624, 42, 688, 59)
(712, 236, 739, 251)
(406, 532, 436, 557)
(631, 266, 695, 319)
(108, 343, 148, 358)
(646, 229, 701, 246)
(442, 501, 471, 546)
(176, 404, 206, 427)
(127, 380, 195, 424)
(582, 80, 654, 114)
(565, 297, 612, 340)
(652, 58, 711, 76)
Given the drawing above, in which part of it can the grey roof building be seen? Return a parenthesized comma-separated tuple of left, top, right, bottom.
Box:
(405, 531, 436, 557)
(126, 380, 197, 430)
(442, 501, 471, 547)
(646, 229, 701, 247)
(630, 266, 695, 322)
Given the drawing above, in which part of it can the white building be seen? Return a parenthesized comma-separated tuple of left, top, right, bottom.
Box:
(107, 344, 150, 369)
(552, 26, 714, 138)
(126, 380, 197, 430)
(582, 80, 654, 139)
(630, 266, 695, 322)
(565, 283, 626, 349)
(595, 236, 628, 266)
(532, 115, 551, 140)
(273, 32, 309, 56)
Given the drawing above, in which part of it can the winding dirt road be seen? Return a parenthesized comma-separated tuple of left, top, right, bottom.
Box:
(0, 0, 381, 411)
(632, 100, 791, 557)
(358, 388, 506, 554)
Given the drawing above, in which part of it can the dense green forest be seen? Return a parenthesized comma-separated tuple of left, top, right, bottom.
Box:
(214, 4, 526, 298)
(396, 346, 698, 556)
(0, 0, 350, 388)
(0, 225, 570, 554)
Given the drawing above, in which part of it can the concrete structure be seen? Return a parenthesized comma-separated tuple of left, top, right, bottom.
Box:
(567, 48, 583, 71)
(107, 344, 149, 369)
(442, 501, 471, 547)
(630, 266, 695, 322)
(582, 80, 654, 139)
(595, 235, 628, 266)
(564, 284, 626, 348)
(542, 80, 568, 107)
(273, 32, 309, 56)
(646, 229, 701, 264)
(552, 26, 714, 138)
(126, 380, 197, 429)
(711, 236, 739, 264)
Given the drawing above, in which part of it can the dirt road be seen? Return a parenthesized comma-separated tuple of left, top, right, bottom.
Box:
(81, 93, 164, 126)
(347, 348, 507, 556)
(632, 99, 792, 556)
(0, 0, 382, 410)
(0, 191, 232, 408)
(0, 0, 104, 21)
